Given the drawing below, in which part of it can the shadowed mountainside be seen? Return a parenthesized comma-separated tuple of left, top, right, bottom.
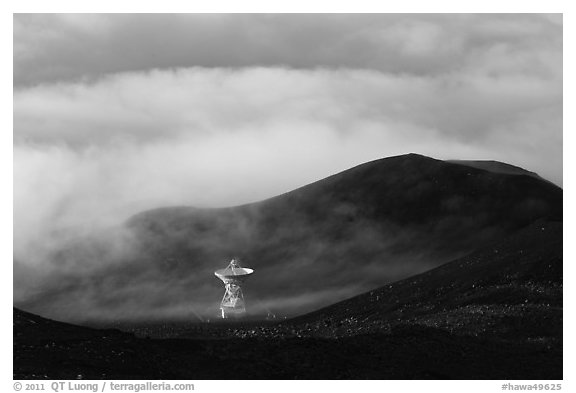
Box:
(16, 153, 562, 322)
(447, 159, 554, 184)
(284, 219, 562, 338)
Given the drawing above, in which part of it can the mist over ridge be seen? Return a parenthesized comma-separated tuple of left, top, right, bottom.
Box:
(14, 154, 562, 323)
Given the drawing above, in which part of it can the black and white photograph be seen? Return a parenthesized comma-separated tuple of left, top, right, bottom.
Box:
(12, 12, 564, 383)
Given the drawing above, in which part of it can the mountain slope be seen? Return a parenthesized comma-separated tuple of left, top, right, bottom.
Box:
(447, 159, 554, 184)
(284, 219, 562, 339)
(125, 154, 562, 316)
(17, 154, 562, 321)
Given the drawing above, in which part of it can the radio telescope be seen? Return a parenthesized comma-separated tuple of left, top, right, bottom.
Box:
(214, 258, 254, 319)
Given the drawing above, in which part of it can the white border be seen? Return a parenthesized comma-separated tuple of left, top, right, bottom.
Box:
(4, 3, 572, 391)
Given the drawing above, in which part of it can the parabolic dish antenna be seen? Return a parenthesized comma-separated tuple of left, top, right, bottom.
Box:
(214, 258, 254, 318)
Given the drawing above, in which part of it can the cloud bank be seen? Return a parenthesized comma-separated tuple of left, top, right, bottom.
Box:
(14, 14, 561, 86)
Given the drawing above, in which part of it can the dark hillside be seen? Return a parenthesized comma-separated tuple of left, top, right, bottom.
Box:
(16, 154, 562, 322)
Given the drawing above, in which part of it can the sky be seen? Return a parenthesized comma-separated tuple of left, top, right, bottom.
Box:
(13, 14, 563, 319)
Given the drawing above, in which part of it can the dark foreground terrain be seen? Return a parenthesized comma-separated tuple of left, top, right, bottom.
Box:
(14, 220, 562, 379)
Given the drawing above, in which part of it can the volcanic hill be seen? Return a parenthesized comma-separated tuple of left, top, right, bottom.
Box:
(16, 153, 562, 322)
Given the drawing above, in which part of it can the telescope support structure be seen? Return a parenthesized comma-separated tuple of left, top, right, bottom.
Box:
(214, 259, 253, 319)
(220, 281, 246, 318)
